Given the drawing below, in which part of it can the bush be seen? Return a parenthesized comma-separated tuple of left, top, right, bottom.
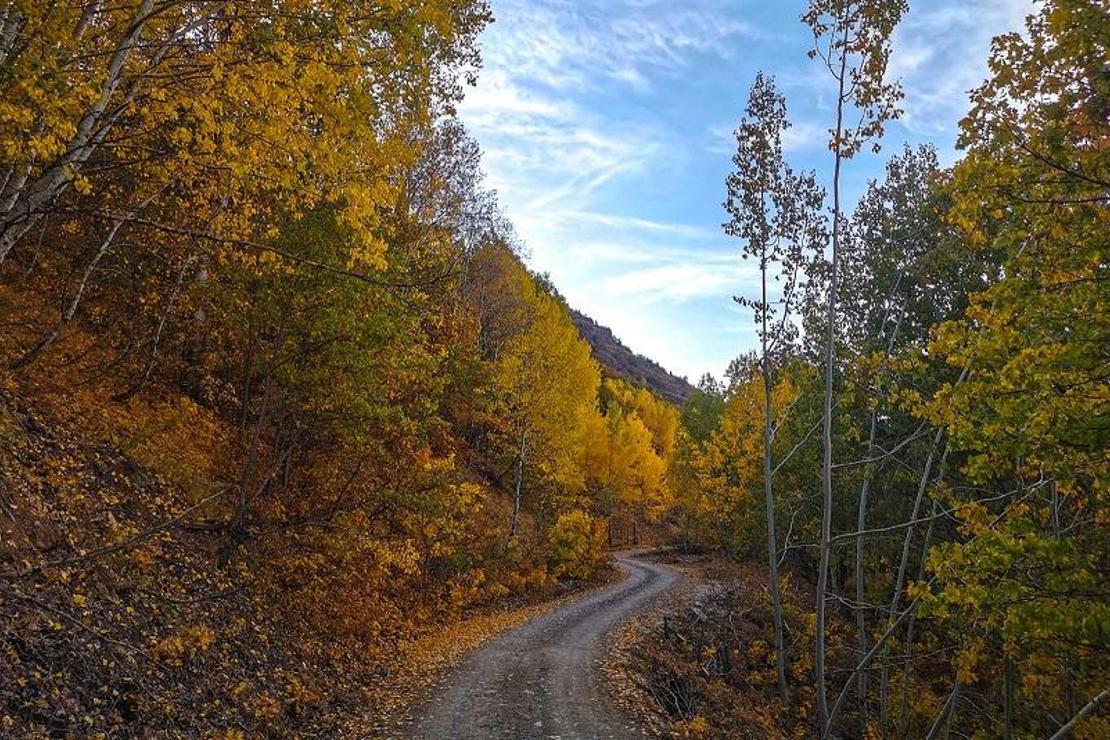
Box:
(546, 510, 605, 580)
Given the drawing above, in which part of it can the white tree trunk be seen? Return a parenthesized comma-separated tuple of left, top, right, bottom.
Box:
(509, 428, 528, 538)
(0, 0, 154, 263)
(816, 34, 849, 733)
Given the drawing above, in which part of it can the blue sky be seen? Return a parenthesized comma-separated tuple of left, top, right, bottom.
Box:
(458, 0, 1033, 382)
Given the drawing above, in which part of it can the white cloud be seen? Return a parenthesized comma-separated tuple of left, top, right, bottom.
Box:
(460, 71, 650, 219)
(610, 66, 652, 92)
(890, 0, 1034, 137)
(462, 72, 575, 121)
(476, 0, 767, 95)
(603, 262, 759, 302)
(782, 120, 829, 153)
(558, 212, 718, 241)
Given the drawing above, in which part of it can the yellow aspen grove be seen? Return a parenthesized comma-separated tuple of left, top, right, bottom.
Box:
(494, 276, 600, 536)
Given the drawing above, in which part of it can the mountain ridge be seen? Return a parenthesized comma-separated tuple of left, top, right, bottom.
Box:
(569, 309, 694, 406)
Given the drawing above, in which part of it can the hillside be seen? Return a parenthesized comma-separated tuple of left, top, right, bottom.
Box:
(569, 310, 694, 406)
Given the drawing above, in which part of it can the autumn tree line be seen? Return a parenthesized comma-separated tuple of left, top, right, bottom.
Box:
(0, 1, 679, 731)
(669, 0, 1106, 737)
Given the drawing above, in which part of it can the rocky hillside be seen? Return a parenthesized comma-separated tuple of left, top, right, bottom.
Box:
(569, 310, 694, 406)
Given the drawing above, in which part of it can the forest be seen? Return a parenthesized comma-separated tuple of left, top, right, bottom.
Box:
(0, 0, 1105, 738)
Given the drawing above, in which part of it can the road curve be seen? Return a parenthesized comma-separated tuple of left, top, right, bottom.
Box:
(407, 552, 680, 739)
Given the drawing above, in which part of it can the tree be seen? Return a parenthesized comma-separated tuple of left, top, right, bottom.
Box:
(672, 376, 727, 548)
(801, 0, 907, 731)
(494, 278, 600, 537)
(601, 379, 679, 460)
(689, 375, 764, 556)
(584, 379, 675, 545)
(609, 410, 668, 543)
(724, 72, 825, 701)
(914, 1, 1109, 735)
(681, 374, 727, 444)
(682, 365, 801, 559)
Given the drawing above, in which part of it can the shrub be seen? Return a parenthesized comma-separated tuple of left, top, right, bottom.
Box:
(546, 510, 604, 579)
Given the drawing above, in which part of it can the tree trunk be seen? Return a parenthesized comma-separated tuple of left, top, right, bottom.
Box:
(756, 184, 789, 702)
(825, 593, 926, 735)
(763, 366, 789, 701)
(899, 499, 940, 736)
(879, 427, 945, 726)
(0, 7, 25, 66)
(925, 680, 960, 740)
(1004, 657, 1015, 739)
(0, 0, 155, 264)
(1048, 690, 1108, 740)
(854, 305, 903, 732)
(114, 255, 193, 401)
(816, 27, 850, 734)
(854, 407, 877, 730)
(509, 427, 527, 538)
(9, 218, 124, 368)
(182, 264, 210, 403)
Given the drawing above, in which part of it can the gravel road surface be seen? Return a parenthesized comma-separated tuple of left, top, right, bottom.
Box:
(408, 552, 680, 739)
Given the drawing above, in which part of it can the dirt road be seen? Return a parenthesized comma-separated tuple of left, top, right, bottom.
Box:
(407, 552, 680, 739)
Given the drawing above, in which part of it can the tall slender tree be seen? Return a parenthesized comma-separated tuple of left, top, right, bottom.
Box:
(839, 144, 954, 730)
(801, 0, 907, 733)
(724, 73, 825, 702)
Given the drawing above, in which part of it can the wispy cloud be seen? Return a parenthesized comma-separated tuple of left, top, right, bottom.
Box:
(557, 212, 718, 241)
(890, 0, 1033, 139)
(475, 0, 768, 95)
(610, 66, 652, 92)
(782, 120, 829, 153)
(461, 73, 651, 217)
(603, 262, 759, 302)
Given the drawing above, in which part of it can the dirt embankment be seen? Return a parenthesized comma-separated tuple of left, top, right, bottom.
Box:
(606, 550, 839, 739)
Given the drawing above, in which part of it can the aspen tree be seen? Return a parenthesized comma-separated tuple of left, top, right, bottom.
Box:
(801, 1, 906, 732)
(724, 73, 824, 701)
